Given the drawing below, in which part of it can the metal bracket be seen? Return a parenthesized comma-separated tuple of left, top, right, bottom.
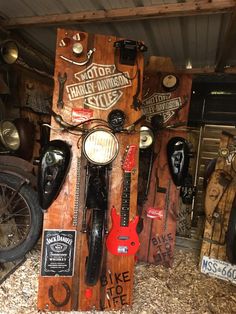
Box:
(60, 48, 96, 66)
(48, 281, 71, 307)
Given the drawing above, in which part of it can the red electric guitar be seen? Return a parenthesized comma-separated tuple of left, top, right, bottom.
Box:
(106, 145, 140, 256)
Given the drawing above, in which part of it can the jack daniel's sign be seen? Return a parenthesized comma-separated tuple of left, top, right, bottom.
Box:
(41, 230, 76, 276)
(66, 63, 131, 110)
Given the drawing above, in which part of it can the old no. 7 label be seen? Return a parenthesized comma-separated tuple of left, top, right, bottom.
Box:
(66, 63, 131, 110)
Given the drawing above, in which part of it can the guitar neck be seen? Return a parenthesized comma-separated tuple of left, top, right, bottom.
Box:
(121, 172, 131, 227)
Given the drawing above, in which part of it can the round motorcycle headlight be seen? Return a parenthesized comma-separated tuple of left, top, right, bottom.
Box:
(139, 126, 154, 149)
(1, 41, 19, 64)
(83, 129, 119, 165)
(0, 120, 20, 150)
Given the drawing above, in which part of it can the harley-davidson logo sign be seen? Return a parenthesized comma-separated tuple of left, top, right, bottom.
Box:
(66, 63, 131, 110)
(142, 92, 182, 123)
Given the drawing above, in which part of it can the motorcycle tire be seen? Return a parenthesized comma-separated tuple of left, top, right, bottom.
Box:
(226, 199, 236, 264)
(85, 208, 105, 286)
(0, 173, 43, 263)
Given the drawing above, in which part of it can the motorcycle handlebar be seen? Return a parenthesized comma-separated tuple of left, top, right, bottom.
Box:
(49, 108, 147, 134)
(47, 107, 186, 134)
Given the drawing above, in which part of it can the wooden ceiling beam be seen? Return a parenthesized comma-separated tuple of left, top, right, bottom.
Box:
(177, 66, 236, 74)
(1, 0, 236, 28)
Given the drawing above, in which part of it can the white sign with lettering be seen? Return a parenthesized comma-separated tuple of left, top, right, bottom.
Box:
(142, 92, 182, 123)
(66, 63, 132, 110)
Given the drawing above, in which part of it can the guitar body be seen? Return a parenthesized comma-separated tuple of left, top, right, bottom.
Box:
(106, 207, 140, 256)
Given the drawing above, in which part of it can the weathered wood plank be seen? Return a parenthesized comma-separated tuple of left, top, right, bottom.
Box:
(3, 1, 235, 28)
(200, 131, 236, 263)
(37, 28, 144, 311)
(137, 71, 192, 267)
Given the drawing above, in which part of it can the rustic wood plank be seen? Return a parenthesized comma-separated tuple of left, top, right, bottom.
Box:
(200, 131, 236, 263)
(137, 71, 192, 267)
(2, 0, 235, 28)
(204, 169, 232, 223)
(218, 182, 236, 260)
(37, 28, 144, 311)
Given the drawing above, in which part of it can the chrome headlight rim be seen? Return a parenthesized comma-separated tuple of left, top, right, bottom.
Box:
(139, 126, 154, 149)
(83, 129, 119, 165)
(0, 120, 20, 151)
(1, 40, 19, 65)
(218, 147, 230, 158)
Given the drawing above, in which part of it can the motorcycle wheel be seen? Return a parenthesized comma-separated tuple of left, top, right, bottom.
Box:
(0, 173, 43, 262)
(226, 199, 236, 264)
(85, 208, 105, 286)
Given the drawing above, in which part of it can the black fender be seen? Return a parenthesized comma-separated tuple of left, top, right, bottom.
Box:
(85, 208, 105, 286)
(38, 140, 71, 210)
(0, 155, 36, 187)
(167, 137, 190, 187)
(86, 167, 108, 210)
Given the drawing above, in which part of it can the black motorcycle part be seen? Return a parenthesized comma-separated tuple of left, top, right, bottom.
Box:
(167, 137, 190, 187)
(180, 173, 195, 205)
(85, 208, 105, 286)
(226, 197, 236, 264)
(86, 168, 108, 210)
(85, 167, 107, 286)
(38, 140, 71, 209)
(137, 145, 155, 233)
(0, 173, 43, 262)
(151, 114, 164, 130)
(114, 39, 147, 65)
(108, 109, 126, 132)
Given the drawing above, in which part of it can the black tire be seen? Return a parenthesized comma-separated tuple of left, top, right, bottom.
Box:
(0, 173, 43, 262)
(85, 209, 105, 286)
(226, 199, 236, 264)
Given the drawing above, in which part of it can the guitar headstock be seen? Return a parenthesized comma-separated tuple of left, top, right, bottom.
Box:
(123, 145, 137, 172)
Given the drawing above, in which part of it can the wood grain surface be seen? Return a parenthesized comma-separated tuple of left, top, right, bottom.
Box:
(37, 28, 144, 311)
(137, 72, 192, 267)
(200, 131, 236, 263)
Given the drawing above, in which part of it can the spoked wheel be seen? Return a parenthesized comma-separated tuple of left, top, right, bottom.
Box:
(0, 173, 43, 262)
(85, 208, 105, 286)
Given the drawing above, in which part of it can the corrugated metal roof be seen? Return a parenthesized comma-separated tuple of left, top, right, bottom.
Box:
(0, 0, 235, 72)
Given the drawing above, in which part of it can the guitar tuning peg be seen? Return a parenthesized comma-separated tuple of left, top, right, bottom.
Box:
(125, 145, 131, 154)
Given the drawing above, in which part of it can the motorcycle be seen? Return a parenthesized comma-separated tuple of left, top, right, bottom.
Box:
(38, 109, 150, 285)
(38, 109, 194, 285)
(0, 118, 43, 263)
